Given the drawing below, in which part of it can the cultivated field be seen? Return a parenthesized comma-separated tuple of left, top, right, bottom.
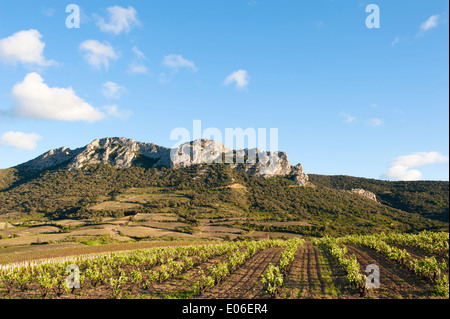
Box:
(0, 185, 313, 250)
(0, 231, 448, 299)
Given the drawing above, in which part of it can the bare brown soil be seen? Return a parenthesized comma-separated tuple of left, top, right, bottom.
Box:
(346, 245, 434, 299)
(148, 253, 233, 298)
(224, 183, 247, 190)
(283, 242, 355, 299)
(251, 221, 313, 227)
(200, 247, 283, 299)
(0, 240, 444, 300)
(90, 201, 142, 211)
(3, 248, 228, 299)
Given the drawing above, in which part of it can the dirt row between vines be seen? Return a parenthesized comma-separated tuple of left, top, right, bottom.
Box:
(107, 242, 438, 299)
(282, 241, 358, 299)
(149, 252, 236, 298)
(200, 247, 284, 299)
(1, 240, 442, 299)
(345, 245, 434, 299)
(3, 249, 240, 299)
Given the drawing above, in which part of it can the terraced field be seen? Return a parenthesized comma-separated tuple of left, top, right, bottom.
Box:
(0, 231, 448, 299)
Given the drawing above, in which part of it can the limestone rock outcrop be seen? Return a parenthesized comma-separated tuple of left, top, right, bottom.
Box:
(291, 164, 310, 187)
(15, 137, 310, 186)
(351, 188, 378, 202)
(16, 146, 80, 173)
(0, 222, 13, 230)
(66, 137, 171, 170)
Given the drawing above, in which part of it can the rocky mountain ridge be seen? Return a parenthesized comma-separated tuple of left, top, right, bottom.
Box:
(15, 137, 310, 186)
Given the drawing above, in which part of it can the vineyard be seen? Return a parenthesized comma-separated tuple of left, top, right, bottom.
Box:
(0, 231, 448, 299)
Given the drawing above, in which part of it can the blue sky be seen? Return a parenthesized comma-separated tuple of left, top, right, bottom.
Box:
(0, 0, 448, 181)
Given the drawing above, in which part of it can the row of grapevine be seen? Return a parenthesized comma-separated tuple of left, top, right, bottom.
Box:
(312, 236, 367, 296)
(193, 239, 285, 296)
(375, 231, 449, 259)
(337, 234, 449, 298)
(0, 241, 245, 298)
(337, 235, 411, 267)
(260, 238, 304, 298)
(1, 233, 448, 299)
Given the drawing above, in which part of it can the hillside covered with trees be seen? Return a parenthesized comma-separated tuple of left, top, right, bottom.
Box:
(0, 164, 447, 236)
(308, 174, 449, 223)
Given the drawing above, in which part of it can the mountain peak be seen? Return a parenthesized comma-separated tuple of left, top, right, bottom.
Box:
(14, 137, 309, 185)
(16, 146, 80, 173)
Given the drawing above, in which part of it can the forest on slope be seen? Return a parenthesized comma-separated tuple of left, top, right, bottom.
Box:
(0, 164, 447, 236)
(308, 174, 449, 223)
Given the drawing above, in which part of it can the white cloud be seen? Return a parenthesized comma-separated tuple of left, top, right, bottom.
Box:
(0, 131, 42, 150)
(367, 118, 383, 127)
(132, 46, 146, 60)
(163, 54, 198, 72)
(383, 165, 423, 181)
(0, 29, 55, 67)
(102, 81, 127, 99)
(420, 15, 440, 31)
(103, 105, 132, 120)
(390, 152, 449, 168)
(128, 63, 148, 74)
(79, 40, 118, 70)
(11, 72, 105, 122)
(127, 46, 148, 74)
(382, 151, 449, 181)
(224, 69, 250, 89)
(97, 6, 141, 35)
(340, 112, 356, 124)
